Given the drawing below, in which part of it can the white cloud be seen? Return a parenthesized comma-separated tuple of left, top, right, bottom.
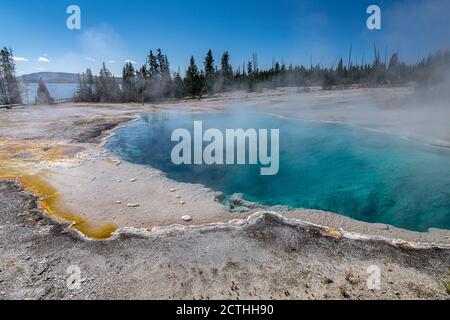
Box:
(86, 57, 96, 62)
(38, 57, 50, 63)
(13, 56, 29, 62)
(125, 59, 136, 64)
(108, 60, 116, 63)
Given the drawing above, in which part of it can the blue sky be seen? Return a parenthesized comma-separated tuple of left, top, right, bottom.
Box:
(1, 0, 449, 76)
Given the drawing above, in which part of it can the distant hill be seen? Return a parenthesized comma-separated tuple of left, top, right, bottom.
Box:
(18, 72, 79, 84)
(18, 72, 121, 84)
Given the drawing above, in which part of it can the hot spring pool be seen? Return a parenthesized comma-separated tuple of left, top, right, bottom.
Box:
(106, 112, 450, 232)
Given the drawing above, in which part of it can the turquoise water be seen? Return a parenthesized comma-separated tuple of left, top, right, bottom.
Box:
(106, 112, 450, 232)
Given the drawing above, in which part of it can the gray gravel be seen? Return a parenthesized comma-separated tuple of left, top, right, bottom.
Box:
(0, 180, 449, 300)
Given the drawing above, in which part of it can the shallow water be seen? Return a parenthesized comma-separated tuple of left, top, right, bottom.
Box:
(106, 112, 450, 232)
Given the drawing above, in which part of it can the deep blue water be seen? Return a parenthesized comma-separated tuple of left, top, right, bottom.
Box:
(106, 112, 450, 232)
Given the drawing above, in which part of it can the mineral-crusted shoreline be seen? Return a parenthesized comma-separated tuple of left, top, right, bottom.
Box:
(0, 180, 449, 300)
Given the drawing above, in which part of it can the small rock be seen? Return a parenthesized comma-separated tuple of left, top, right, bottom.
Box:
(129, 178, 137, 182)
(170, 188, 176, 192)
(182, 215, 192, 222)
(176, 195, 181, 199)
(117, 180, 122, 183)
(116, 201, 122, 204)
(180, 201, 185, 205)
(127, 203, 140, 208)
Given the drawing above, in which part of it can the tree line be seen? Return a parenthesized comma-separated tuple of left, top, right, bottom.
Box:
(1, 45, 449, 106)
(75, 46, 450, 103)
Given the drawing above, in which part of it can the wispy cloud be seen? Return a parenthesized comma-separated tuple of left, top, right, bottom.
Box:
(108, 60, 116, 64)
(38, 57, 50, 63)
(86, 57, 96, 62)
(13, 56, 29, 62)
(80, 25, 126, 60)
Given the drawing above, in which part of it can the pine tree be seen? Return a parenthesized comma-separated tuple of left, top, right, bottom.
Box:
(387, 53, 400, 84)
(252, 53, 259, 74)
(247, 61, 255, 92)
(148, 50, 159, 78)
(204, 50, 215, 76)
(96, 62, 120, 102)
(75, 69, 95, 102)
(0, 47, 22, 105)
(122, 61, 137, 102)
(157, 49, 172, 99)
(336, 58, 345, 84)
(136, 65, 148, 104)
(173, 72, 184, 99)
(220, 51, 233, 91)
(322, 70, 336, 90)
(145, 49, 165, 101)
(184, 56, 200, 98)
(85, 68, 94, 101)
(0, 76, 6, 105)
(203, 49, 215, 96)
